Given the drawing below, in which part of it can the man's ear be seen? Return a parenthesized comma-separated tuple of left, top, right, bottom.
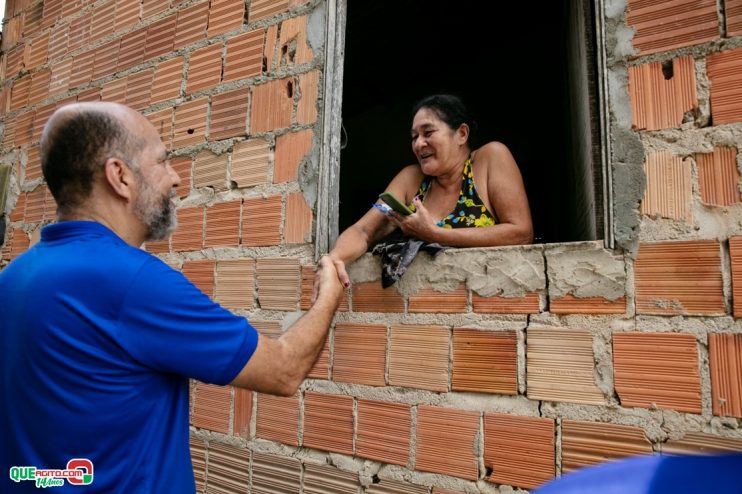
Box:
(103, 158, 135, 201)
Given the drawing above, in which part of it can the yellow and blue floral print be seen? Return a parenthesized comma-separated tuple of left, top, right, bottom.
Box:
(409, 158, 497, 228)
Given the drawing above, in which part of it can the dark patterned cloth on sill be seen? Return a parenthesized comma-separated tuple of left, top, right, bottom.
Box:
(371, 231, 446, 288)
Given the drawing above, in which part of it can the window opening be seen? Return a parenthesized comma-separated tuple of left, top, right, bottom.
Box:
(336, 0, 605, 245)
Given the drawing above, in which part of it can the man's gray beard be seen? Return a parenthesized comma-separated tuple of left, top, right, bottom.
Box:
(135, 185, 178, 242)
(144, 194, 177, 241)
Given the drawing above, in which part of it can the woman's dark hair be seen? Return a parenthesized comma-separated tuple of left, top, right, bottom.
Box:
(411, 94, 479, 148)
(41, 110, 136, 215)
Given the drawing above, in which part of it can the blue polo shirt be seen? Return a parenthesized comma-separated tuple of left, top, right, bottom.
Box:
(0, 221, 258, 493)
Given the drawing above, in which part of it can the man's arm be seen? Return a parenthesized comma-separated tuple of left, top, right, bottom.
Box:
(230, 256, 343, 396)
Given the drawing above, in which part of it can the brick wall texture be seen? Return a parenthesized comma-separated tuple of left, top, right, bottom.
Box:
(2, 1, 742, 493)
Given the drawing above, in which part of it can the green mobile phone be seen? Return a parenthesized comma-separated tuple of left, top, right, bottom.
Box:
(378, 191, 413, 215)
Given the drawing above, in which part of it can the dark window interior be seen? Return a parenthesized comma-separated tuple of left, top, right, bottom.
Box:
(339, 0, 602, 244)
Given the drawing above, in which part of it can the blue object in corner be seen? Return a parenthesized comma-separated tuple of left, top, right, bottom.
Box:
(534, 454, 742, 494)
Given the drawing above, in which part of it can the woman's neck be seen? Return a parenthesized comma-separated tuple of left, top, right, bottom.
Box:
(434, 149, 470, 190)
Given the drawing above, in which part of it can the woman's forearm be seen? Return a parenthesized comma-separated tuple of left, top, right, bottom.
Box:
(429, 222, 533, 247)
(330, 213, 396, 264)
(329, 225, 373, 264)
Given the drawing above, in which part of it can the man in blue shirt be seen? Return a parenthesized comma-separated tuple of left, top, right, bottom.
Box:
(0, 102, 343, 492)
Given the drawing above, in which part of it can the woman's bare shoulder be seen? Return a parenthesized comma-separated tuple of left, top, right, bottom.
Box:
(473, 142, 520, 176)
(473, 141, 515, 162)
(388, 163, 425, 187)
(397, 163, 425, 178)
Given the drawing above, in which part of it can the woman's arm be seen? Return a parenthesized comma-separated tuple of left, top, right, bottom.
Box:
(481, 141, 533, 244)
(327, 208, 396, 285)
(325, 164, 424, 287)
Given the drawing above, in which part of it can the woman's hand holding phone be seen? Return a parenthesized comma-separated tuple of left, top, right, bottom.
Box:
(378, 191, 413, 215)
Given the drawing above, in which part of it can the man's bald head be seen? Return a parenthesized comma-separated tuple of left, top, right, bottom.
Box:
(41, 102, 144, 216)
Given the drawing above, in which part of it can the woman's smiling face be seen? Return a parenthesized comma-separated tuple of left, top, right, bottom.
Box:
(411, 107, 468, 176)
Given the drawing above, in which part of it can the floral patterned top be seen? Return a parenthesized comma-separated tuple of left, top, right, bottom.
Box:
(409, 158, 497, 228)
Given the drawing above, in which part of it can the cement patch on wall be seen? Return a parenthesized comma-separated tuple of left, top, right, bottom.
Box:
(347, 245, 546, 298)
(545, 241, 626, 300)
(347, 241, 627, 302)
